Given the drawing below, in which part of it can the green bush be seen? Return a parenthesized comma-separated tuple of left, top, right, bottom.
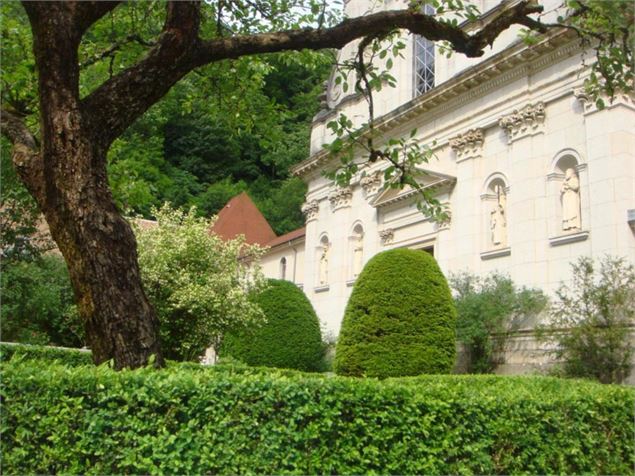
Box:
(222, 279, 324, 371)
(2, 360, 633, 475)
(335, 249, 456, 377)
(450, 272, 547, 374)
(0, 343, 92, 366)
(537, 256, 635, 384)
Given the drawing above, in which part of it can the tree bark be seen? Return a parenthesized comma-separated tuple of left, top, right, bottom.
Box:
(17, 1, 163, 368)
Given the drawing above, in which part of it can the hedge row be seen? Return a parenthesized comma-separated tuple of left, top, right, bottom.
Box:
(2, 360, 633, 475)
(0, 342, 92, 366)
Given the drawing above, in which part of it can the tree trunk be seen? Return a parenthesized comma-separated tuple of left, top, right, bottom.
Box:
(19, 2, 163, 369)
(41, 149, 163, 369)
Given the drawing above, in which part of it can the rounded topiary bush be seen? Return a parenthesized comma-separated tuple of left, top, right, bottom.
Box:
(335, 249, 456, 378)
(222, 279, 324, 371)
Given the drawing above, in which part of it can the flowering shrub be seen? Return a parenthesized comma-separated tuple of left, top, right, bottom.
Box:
(135, 204, 268, 361)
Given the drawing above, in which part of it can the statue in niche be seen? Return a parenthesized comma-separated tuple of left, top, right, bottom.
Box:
(561, 168, 581, 231)
(352, 233, 364, 278)
(319, 242, 330, 285)
(490, 185, 507, 247)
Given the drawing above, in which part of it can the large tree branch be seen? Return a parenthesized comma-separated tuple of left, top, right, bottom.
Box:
(22, 1, 121, 39)
(82, 1, 202, 150)
(82, 0, 543, 149)
(194, 1, 543, 63)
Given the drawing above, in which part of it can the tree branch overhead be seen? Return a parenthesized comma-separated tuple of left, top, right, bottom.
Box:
(82, 0, 543, 149)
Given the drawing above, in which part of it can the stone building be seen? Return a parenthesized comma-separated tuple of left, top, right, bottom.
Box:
(218, 0, 635, 374)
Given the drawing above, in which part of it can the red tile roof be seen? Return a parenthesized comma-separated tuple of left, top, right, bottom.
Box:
(266, 227, 306, 248)
(210, 192, 277, 246)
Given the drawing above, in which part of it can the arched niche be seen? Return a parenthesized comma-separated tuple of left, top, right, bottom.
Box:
(349, 223, 364, 281)
(480, 173, 511, 259)
(279, 257, 287, 280)
(546, 149, 589, 243)
(315, 234, 330, 288)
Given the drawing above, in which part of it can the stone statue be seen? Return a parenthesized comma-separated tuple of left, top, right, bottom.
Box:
(490, 185, 507, 246)
(352, 234, 363, 278)
(561, 168, 581, 231)
(319, 243, 329, 285)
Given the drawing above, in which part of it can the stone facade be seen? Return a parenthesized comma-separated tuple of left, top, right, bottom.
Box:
(258, 0, 635, 372)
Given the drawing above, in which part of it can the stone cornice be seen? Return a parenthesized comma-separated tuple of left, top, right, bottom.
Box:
(292, 28, 578, 178)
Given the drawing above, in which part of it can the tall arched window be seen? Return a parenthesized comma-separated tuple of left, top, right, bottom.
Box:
(279, 257, 287, 280)
(413, 4, 435, 96)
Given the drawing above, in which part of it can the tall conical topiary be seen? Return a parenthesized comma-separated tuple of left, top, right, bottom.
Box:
(222, 279, 324, 371)
(335, 249, 456, 377)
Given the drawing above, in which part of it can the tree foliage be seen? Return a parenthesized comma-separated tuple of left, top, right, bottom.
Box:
(335, 249, 456, 378)
(134, 204, 268, 361)
(537, 256, 635, 384)
(450, 272, 547, 374)
(222, 279, 325, 371)
(0, 254, 84, 348)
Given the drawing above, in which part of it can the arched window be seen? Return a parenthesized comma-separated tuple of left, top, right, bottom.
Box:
(413, 4, 435, 96)
(279, 257, 287, 280)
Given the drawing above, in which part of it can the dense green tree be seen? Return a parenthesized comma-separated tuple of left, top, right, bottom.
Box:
(1, 255, 84, 348)
(222, 279, 325, 371)
(335, 249, 456, 378)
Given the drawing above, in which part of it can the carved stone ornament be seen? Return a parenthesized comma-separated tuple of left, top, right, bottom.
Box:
(328, 186, 353, 210)
(379, 228, 395, 245)
(449, 128, 484, 161)
(301, 200, 319, 221)
(574, 87, 635, 115)
(360, 171, 382, 197)
(498, 102, 545, 144)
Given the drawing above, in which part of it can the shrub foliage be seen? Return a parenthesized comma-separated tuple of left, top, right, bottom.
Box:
(335, 249, 456, 377)
(538, 255, 635, 384)
(0, 343, 92, 366)
(2, 360, 633, 475)
(450, 272, 547, 374)
(222, 279, 324, 371)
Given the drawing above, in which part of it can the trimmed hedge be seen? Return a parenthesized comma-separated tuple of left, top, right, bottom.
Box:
(2, 360, 633, 475)
(0, 342, 92, 366)
(335, 249, 456, 377)
(222, 279, 324, 371)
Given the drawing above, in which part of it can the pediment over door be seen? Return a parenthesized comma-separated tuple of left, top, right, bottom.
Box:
(369, 168, 456, 209)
